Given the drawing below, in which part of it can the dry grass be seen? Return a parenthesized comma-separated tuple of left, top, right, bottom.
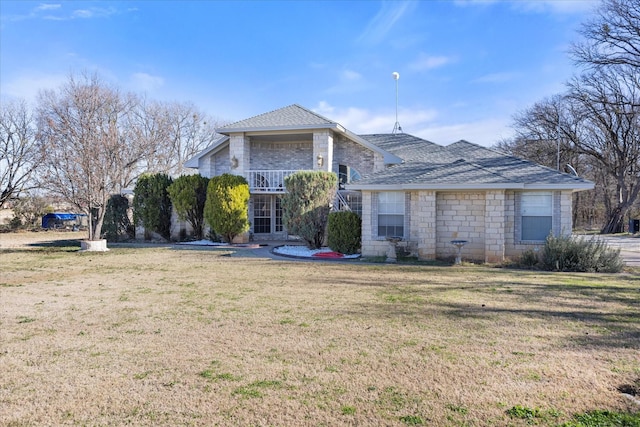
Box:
(0, 233, 639, 426)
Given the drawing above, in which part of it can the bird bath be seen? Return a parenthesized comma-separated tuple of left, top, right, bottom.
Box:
(450, 240, 468, 265)
(386, 236, 402, 263)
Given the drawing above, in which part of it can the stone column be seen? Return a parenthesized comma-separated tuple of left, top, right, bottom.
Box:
(484, 190, 505, 263)
(415, 190, 436, 260)
(229, 133, 250, 175)
(313, 131, 333, 172)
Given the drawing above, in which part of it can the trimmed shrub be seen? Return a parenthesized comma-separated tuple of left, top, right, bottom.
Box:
(133, 173, 173, 241)
(168, 174, 209, 240)
(282, 171, 338, 249)
(540, 234, 624, 273)
(102, 194, 134, 242)
(204, 174, 250, 243)
(327, 211, 361, 255)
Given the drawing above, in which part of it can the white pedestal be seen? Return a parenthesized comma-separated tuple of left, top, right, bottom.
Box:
(80, 239, 109, 252)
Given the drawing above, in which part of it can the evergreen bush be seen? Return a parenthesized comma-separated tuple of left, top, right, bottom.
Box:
(282, 171, 337, 249)
(204, 174, 249, 243)
(133, 173, 173, 241)
(327, 211, 361, 254)
(167, 174, 209, 240)
(102, 194, 134, 242)
(540, 234, 624, 273)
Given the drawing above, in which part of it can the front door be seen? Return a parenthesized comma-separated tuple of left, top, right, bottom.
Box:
(252, 195, 284, 238)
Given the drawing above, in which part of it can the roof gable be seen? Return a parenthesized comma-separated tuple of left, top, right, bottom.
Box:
(218, 104, 337, 133)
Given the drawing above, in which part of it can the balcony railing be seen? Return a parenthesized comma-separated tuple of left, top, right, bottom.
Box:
(247, 170, 300, 193)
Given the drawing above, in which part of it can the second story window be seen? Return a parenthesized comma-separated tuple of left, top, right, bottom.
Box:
(338, 164, 362, 189)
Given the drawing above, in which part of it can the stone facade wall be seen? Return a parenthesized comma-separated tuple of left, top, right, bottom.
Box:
(204, 146, 230, 178)
(250, 140, 313, 170)
(484, 190, 506, 263)
(360, 191, 389, 257)
(332, 136, 376, 178)
(409, 190, 436, 259)
(436, 192, 486, 261)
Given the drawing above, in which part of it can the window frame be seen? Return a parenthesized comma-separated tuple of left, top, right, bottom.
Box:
(519, 191, 554, 242)
(376, 191, 406, 239)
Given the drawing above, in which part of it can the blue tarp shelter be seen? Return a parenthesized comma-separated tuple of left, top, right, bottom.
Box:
(41, 213, 85, 229)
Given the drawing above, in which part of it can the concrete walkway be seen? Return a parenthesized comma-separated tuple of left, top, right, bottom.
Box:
(594, 235, 640, 267)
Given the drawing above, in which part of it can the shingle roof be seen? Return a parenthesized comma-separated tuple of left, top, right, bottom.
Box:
(218, 104, 337, 133)
(350, 135, 593, 190)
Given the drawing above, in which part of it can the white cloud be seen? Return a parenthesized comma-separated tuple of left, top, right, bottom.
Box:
(313, 102, 437, 135)
(357, 1, 415, 45)
(130, 72, 165, 92)
(342, 69, 362, 81)
(35, 4, 61, 11)
(414, 117, 513, 147)
(409, 53, 455, 71)
(313, 101, 512, 147)
(0, 73, 68, 103)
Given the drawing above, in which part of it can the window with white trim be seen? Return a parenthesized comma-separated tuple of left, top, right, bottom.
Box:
(521, 192, 553, 241)
(378, 192, 405, 238)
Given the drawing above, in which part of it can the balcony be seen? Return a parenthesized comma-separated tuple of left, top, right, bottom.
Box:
(247, 170, 300, 193)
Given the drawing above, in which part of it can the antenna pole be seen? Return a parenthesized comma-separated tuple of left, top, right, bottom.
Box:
(392, 72, 402, 134)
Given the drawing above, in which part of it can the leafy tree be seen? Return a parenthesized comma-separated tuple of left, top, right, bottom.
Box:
(282, 171, 337, 249)
(204, 174, 249, 243)
(0, 99, 42, 208)
(103, 194, 134, 242)
(167, 174, 209, 240)
(133, 173, 173, 240)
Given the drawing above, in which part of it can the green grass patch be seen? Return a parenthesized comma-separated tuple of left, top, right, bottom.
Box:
(341, 405, 356, 415)
(560, 410, 640, 427)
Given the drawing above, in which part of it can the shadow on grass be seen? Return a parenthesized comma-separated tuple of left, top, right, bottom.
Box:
(28, 239, 82, 249)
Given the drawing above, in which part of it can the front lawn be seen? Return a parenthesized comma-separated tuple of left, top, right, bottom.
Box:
(1, 242, 638, 426)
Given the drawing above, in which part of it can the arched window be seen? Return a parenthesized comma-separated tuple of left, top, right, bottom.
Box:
(254, 174, 269, 190)
(338, 165, 362, 188)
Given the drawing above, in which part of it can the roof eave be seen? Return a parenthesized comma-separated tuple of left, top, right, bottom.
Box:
(347, 182, 595, 191)
(218, 123, 338, 135)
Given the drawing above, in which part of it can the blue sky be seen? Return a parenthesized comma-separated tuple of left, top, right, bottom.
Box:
(1, 0, 597, 146)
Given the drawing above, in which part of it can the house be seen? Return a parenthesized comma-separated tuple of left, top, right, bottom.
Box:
(185, 104, 594, 262)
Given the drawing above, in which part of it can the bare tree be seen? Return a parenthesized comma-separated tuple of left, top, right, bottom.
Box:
(36, 73, 152, 241)
(136, 100, 221, 177)
(0, 99, 42, 208)
(572, 0, 640, 69)
(567, 67, 640, 233)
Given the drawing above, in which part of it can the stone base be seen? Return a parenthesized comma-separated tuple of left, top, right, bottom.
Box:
(232, 232, 250, 244)
(80, 239, 109, 252)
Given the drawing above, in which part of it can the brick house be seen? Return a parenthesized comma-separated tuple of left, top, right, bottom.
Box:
(185, 104, 593, 262)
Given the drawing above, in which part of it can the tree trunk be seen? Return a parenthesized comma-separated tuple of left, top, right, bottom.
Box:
(600, 205, 625, 234)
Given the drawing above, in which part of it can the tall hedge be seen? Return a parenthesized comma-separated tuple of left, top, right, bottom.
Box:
(204, 174, 250, 243)
(282, 171, 338, 249)
(103, 194, 134, 242)
(133, 173, 173, 241)
(167, 174, 209, 240)
(327, 211, 361, 255)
